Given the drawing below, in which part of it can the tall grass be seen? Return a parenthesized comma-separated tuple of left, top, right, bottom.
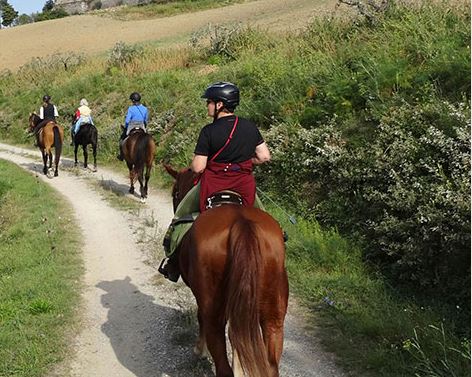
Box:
(0, 160, 83, 377)
(269, 205, 470, 377)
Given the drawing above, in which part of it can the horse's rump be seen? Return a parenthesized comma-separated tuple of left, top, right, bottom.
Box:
(122, 131, 156, 199)
(187, 205, 288, 377)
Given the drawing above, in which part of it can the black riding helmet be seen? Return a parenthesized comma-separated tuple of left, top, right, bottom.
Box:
(43, 95, 51, 102)
(201, 82, 239, 111)
(129, 92, 141, 102)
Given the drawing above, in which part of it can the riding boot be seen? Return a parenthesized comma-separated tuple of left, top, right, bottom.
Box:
(158, 227, 180, 282)
(158, 255, 180, 282)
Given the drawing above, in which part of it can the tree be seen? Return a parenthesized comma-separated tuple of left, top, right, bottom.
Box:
(0, 0, 18, 27)
(43, 0, 55, 13)
(17, 13, 33, 25)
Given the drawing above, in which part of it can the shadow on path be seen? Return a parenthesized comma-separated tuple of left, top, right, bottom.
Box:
(97, 277, 213, 377)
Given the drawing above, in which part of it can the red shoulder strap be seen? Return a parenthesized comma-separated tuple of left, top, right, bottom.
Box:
(210, 116, 239, 162)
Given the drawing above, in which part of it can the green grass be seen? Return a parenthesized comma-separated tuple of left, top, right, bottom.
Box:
(0, 160, 83, 377)
(94, 0, 249, 21)
(267, 205, 470, 377)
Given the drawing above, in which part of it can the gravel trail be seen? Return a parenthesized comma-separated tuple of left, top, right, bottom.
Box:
(0, 142, 346, 376)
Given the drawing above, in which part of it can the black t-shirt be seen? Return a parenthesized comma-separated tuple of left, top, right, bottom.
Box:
(194, 115, 264, 163)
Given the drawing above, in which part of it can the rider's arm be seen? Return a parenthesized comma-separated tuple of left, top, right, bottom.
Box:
(252, 142, 271, 165)
(144, 106, 148, 125)
(191, 154, 208, 174)
(124, 107, 132, 128)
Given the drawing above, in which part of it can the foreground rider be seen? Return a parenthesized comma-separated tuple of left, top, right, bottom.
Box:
(117, 92, 148, 161)
(31, 95, 59, 143)
(71, 98, 94, 145)
(159, 81, 271, 282)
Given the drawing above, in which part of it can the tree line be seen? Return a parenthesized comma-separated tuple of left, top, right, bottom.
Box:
(0, 0, 67, 28)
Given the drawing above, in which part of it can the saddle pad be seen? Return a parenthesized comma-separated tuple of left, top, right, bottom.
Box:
(168, 212, 199, 257)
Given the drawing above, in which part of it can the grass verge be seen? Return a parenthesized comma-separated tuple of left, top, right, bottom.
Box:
(0, 159, 83, 377)
(267, 205, 470, 377)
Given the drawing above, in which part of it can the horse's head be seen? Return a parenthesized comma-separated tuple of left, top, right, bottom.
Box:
(28, 112, 40, 132)
(163, 164, 198, 212)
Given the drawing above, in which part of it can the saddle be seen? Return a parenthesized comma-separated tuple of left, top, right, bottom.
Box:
(205, 190, 243, 210)
(129, 127, 146, 135)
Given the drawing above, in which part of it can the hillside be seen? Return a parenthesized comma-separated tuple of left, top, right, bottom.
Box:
(0, 0, 334, 72)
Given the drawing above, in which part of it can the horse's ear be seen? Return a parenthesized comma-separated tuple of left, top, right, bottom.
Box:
(163, 164, 179, 179)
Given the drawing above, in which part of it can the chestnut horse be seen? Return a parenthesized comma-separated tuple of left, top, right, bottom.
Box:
(164, 164, 289, 377)
(122, 128, 156, 201)
(28, 113, 64, 177)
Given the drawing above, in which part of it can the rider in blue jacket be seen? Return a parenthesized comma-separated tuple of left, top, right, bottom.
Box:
(117, 92, 148, 161)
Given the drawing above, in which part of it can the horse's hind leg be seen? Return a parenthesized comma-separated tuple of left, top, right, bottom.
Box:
(92, 142, 97, 170)
(42, 151, 48, 175)
(261, 273, 288, 376)
(142, 163, 152, 199)
(74, 144, 79, 166)
(83, 145, 88, 169)
(127, 162, 135, 194)
(201, 311, 232, 377)
(137, 170, 145, 200)
(261, 318, 285, 377)
(194, 311, 209, 358)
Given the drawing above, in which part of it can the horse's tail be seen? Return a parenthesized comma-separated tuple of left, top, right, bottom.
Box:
(225, 215, 271, 377)
(134, 133, 153, 176)
(53, 126, 62, 165)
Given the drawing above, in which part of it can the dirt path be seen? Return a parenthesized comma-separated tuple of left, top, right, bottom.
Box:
(0, 0, 336, 71)
(0, 142, 346, 377)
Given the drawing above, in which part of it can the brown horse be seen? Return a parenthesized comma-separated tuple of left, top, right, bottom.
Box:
(122, 128, 156, 201)
(164, 164, 289, 377)
(28, 113, 64, 177)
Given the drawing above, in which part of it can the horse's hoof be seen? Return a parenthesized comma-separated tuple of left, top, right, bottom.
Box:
(74, 162, 78, 167)
(129, 188, 134, 194)
(54, 172, 58, 177)
(140, 197, 146, 204)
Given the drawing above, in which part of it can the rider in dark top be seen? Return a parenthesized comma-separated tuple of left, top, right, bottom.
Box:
(194, 115, 264, 163)
(159, 81, 271, 282)
(31, 95, 59, 135)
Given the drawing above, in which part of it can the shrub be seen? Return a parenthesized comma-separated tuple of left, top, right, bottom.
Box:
(263, 95, 471, 316)
(107, 41, 143, 68)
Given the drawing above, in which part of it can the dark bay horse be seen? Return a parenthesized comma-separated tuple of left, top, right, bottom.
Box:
(73, 122, 98, 171)
(28, 113, 64, 177)
(164, 164, 289, 377)
(122, 128, 156, 201)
